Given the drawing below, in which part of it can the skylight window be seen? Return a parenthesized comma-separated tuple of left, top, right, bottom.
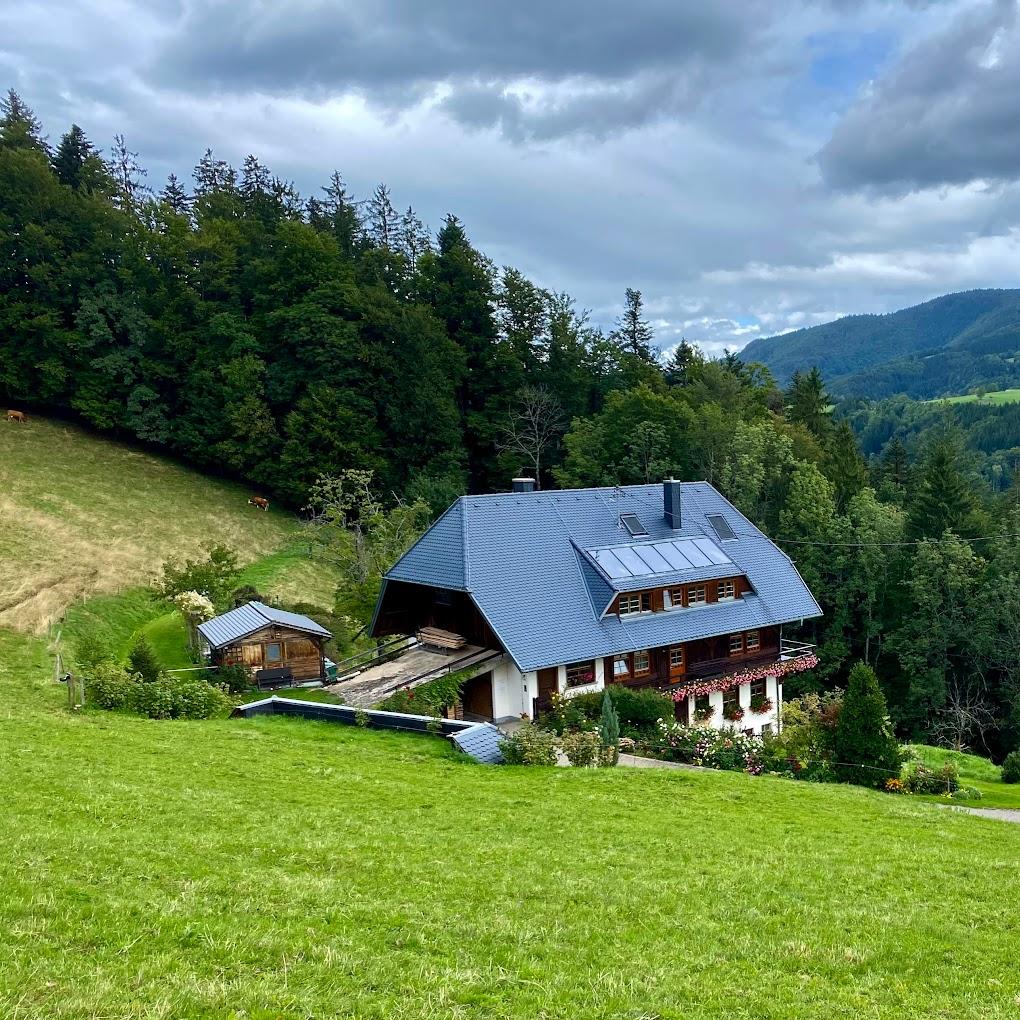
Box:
(590, 537, 732, 579)
(619, 512, 649, 538)
(706, 514, 737, 542)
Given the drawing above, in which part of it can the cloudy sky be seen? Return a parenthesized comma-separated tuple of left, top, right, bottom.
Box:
(4, 0, 1020, 354)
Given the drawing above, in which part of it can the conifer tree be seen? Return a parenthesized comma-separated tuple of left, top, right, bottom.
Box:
(833, 661, 901, 787)
(826, 421, 868, 512)
(610, 287, 655, 361)
(598, 689, 620, 766)
(906, 433, 977, 539)
(52, 124, 106, 191)
(0, 89, 46, 152)
(127, 635, 162, 684)
(158, 173, 191, 215)
(786, 366, 830, 440)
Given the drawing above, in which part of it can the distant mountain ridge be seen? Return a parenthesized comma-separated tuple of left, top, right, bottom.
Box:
(740, 289, 1020, 399)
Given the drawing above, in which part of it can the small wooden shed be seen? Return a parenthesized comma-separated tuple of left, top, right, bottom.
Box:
(198, 601, 332, 682)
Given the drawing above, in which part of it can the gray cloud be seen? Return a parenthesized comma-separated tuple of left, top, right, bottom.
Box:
(151, 0, 778, 138)
(5, 0, 1020, 356)
(818, 0, 1020, 191)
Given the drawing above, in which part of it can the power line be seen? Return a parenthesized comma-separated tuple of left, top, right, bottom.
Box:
(775, 533, 1020, 548)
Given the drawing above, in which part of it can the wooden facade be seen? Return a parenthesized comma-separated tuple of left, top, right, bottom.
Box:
(600, 626, 781, 691)
(608, 575, 752, 617)
(373, 581, 501, 650)
(215, 624, 327, 682)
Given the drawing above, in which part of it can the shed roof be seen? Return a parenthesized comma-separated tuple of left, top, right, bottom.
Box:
(379, 482, 821, 673)
(198, 601, 331, 649)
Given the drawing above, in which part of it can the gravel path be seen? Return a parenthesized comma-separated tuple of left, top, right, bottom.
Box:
(945, 806, 1020, 824)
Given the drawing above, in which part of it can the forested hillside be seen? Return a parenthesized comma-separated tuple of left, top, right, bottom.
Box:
(3, 89, 1020, 757)
(742, 290, 1020, 398)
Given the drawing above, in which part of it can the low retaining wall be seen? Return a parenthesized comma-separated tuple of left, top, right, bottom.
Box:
(232, 696, 504, 763)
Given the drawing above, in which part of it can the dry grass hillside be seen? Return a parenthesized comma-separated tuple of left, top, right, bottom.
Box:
(0, 417, 331, 633)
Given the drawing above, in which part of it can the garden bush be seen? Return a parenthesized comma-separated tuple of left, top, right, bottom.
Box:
(377, 671, 467, 717)
(74, 628, 115, 673)
(904, 762, 960, 795)
(86, 662, 138, 710)
(655, 721, 765, 774)
(499, 724, 558, 766)
(217, 662, 252, 694)
(1001, 750, 1020, 784)
(560, 729, 602, 768)
(540, 685, 673, 738)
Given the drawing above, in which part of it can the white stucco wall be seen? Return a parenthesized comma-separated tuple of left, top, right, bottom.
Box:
(681, 675, 781, 736)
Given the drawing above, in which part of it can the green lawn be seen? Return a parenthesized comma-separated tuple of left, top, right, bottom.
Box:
(4, 634, 1020, 1018)
(907, 744, 1020, 810)
(926, 387, 1020, 406)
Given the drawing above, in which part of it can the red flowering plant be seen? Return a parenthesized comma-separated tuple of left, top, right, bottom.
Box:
(749, 695, 774, 715)
(722, 703, 745, 722)
(670, 654, 818, 704)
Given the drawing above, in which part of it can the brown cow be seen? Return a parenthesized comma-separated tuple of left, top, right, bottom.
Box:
(248, 496, 270, 511)
(6, 410, 27, 423)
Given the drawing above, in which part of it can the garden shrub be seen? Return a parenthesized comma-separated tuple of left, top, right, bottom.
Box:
(127, 635, 162, 684)
(541, 685, 673, 738)
(499, 725, 558, 766)
(217, 662, 252, 694)
(86, 662, 138, 710)
(560, 729, 602, 768)
(833, 662, 900, 788)
(74, 628, 115, 673)
(1001, 750, 1020, 784)
(904, 762, 959, 795)
(377, 670, 468, 717)
(129, 676, 178, 719)
(656, 721, 765, 774)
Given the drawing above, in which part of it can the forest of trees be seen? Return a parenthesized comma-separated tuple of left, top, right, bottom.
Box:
(3, 90, 1020, 757)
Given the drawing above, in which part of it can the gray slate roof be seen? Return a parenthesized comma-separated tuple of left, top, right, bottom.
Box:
(449, 722, 505, 764)
(198, 601, 331, 649)
(380, 482, 821, 673)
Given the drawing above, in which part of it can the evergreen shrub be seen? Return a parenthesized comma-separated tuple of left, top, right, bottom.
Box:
(1001, 750, 1020, 784)
(833, 662, 901, 788)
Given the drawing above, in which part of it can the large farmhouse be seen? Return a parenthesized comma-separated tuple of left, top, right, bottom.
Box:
(370, 479, 821, 731)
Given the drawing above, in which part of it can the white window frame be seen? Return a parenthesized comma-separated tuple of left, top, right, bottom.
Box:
(687, 585, 707, 607)
(746, 630, 761, 652)
(717, 579, 736, 601)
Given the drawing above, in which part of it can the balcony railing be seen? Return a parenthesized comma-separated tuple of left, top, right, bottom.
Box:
(780, 638, 816, 661)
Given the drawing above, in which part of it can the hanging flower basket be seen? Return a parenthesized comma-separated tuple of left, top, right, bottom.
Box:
(670, 653, 818, 703)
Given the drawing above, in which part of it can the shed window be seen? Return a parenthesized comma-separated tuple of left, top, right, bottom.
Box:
(265, 642, 283, 663)
(565, 661, 596, 688)
(717, 579, 736, 601)
(687, 585, 707, 606)
(618, 592, 651, 616)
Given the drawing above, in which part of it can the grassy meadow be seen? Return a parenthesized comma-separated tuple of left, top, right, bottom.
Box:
(3, 630, 1020, 1018)
(3, 421, 1020, 1018)
(0, 416, 333, 634)
(926, 387, 1020, 406)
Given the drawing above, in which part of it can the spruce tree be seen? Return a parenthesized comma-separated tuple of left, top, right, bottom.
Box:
(906, 433, 977, 539)
(52, 124, 105, 191)
(786, 366, 830, 440)
(826, 421, 868, 512)
(127, 635, 162, 684)
(833, 661, 901, 787)
(598, 689, 620, 766)
(0, 89, 47, 152)
(610, 287, 655, 361)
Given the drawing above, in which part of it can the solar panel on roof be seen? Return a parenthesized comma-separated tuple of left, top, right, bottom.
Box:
(706, 513, 737, 541)
(619, 512, 649, 537)
(588, 537, 731, 578)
